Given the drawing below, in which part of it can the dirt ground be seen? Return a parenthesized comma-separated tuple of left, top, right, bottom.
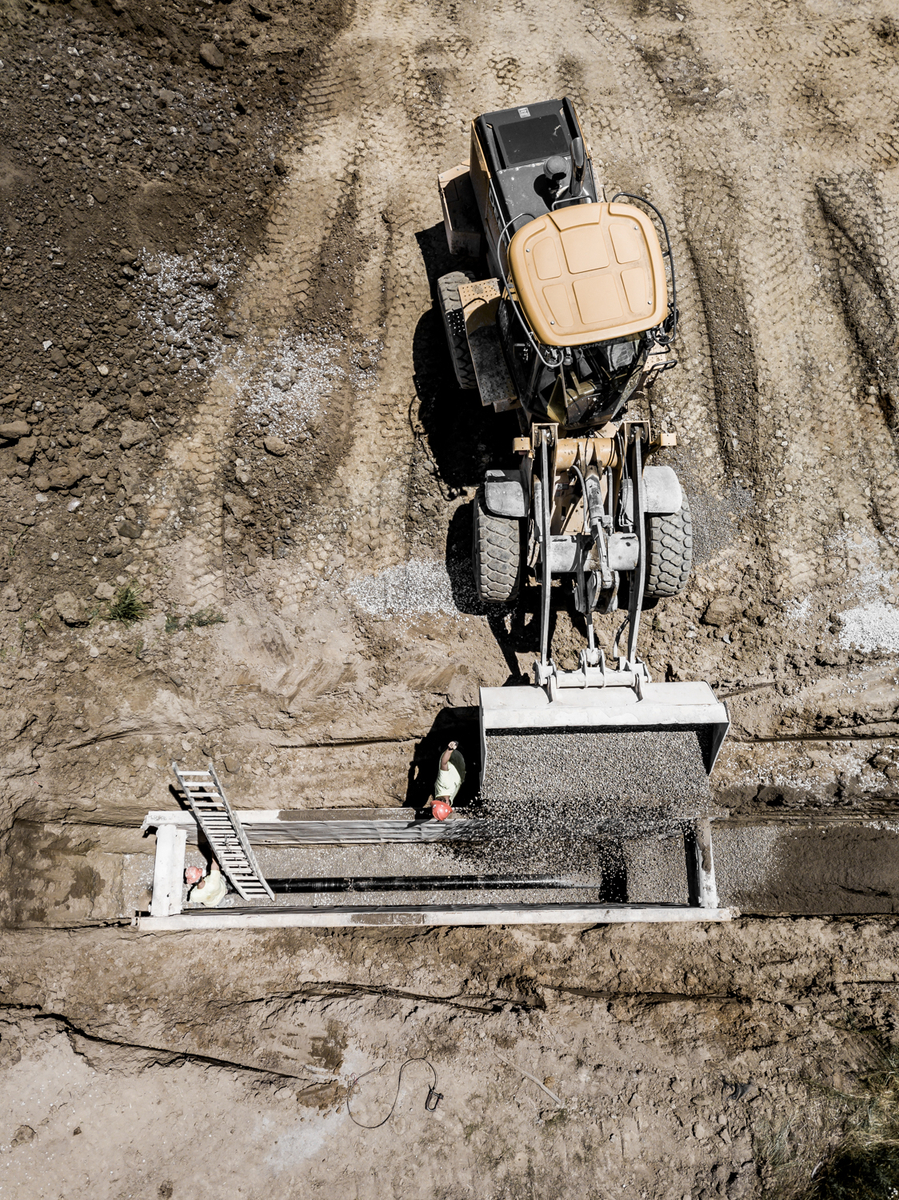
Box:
(2, 0, 899, 1194)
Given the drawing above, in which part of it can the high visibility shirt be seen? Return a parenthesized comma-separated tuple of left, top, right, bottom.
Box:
(434, 749, 466, 802)
(190, 870, 228, 907)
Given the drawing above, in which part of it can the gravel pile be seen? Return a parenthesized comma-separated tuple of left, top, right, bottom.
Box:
(838, 600, 899, 653)
(483, 728, 711, 812)
(233, 333, 347, 441)
(348, 558, 461, 619)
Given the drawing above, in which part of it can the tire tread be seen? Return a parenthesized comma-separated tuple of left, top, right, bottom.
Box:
(473, 490, 520, 602)
(645, 494, 693, 597)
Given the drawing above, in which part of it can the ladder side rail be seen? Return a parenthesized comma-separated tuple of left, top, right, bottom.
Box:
(207, 763, 275, 900)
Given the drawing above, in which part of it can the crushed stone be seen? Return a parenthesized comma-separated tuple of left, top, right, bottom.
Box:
(348, 558, 462, 619)
(232, 332, 348, 441)
(838, 600, 899, 653)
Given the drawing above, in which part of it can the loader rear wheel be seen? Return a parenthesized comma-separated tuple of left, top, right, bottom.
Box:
(645, 494, 693, 597)
(437, 270, 477, 390)
(473, 490, 520, 603)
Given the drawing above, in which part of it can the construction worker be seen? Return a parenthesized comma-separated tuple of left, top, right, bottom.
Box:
(425, 740, 465, 821)
(184, 859, 228, 907)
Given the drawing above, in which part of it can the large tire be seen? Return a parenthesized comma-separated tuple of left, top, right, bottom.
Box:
(437, 270, 477, 389)
(645, 494, 693, 597)
(473, 490, 521, 603)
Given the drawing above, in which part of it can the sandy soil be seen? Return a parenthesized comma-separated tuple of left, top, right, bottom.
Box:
(2, 0, 899, 1194)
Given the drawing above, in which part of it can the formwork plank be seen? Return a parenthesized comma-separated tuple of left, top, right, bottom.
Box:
(137, 903, 735, 930)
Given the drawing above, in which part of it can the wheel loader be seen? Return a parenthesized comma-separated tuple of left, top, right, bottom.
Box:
(436, 98, 729, 797)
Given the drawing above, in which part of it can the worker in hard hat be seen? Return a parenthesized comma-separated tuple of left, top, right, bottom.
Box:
(185, 859, 228, 907)
(425, 740, 465, 821)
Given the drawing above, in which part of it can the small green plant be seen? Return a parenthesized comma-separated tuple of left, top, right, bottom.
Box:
(107, 583, 150, 624)
(165, 607, 226, 633)
(189, 607, 226, 628)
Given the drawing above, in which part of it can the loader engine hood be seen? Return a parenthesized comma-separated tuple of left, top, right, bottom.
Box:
(507, 202, 668, 348)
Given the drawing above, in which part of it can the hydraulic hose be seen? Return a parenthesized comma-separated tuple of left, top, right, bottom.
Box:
(539, 432, 552, 671)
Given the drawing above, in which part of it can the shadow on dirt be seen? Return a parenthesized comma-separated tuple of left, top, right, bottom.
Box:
(411, 222, 519, 491)
(405, 704, 481, 812)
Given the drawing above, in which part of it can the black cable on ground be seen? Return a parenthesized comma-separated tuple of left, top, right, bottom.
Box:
(346, 1057, 441, 1129)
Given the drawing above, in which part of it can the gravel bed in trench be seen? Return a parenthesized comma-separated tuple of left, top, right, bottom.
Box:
(176, 836, 690, 909)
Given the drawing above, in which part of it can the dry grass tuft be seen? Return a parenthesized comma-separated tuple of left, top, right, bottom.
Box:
(758, 1032, 899, 1200)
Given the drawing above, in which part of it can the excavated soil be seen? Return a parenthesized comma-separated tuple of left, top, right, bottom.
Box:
(2, 0, 899, 1195)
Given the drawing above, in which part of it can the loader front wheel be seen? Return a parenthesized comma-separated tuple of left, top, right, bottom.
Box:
(437, 270, 477, 390)
(645, 494, 693, 598)
(473, 490, 520, 603)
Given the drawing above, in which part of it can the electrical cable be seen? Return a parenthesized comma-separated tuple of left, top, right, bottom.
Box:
(346, 1057, 441, 1129)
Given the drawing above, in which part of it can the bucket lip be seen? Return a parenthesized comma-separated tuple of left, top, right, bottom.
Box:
(478, 688, 731, 776)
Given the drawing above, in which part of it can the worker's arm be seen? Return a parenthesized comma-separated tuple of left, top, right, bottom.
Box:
(439, 741, 458, 771)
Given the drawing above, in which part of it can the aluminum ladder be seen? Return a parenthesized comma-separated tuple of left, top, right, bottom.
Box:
(172, 762, 274, 901)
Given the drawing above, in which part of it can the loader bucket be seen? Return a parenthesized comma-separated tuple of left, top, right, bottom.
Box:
(478, 682, 729, 811)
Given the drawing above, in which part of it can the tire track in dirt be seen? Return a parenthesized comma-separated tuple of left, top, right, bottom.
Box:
(627, 1, 899, 597)
(582, 11, 722, 495)
(138, 36, 361, 612)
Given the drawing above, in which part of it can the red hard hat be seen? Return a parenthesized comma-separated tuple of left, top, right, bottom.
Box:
(431, 800, 453, 821)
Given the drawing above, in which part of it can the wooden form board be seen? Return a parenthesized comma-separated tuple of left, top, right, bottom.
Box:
(137, 903, 735, 931)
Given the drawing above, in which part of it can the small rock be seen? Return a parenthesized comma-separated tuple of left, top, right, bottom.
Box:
(120, 420, 150, 449)
(54, 591, 91, 626)
(2, 585, 22, 612)
(199, 42, 225, 69)
(15, 437, 37, 464)
(158, 88, 176, 106)
(94, 582, 115, 600)
(701, 597, 744, 628)
(118, 520, 142, 541)
(0, 420, 31, 440)
(273, 156, 288, 176)
(11, 1126, 36, 1148)
(76, 400, 108, 433)
(47, 463, 87, 490)
(263, 436, 288, 457)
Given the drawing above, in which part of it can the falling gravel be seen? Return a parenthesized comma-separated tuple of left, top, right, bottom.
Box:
(440, 728, 712, 881)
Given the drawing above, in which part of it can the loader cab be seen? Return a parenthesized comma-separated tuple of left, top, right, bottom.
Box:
(500, 199, 671, 431)
(468, 99, 676, 435)
(470, 98, 599, 269)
